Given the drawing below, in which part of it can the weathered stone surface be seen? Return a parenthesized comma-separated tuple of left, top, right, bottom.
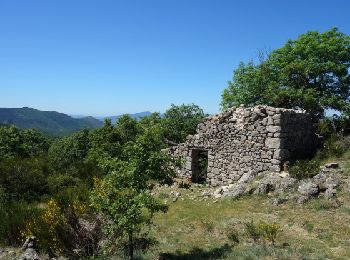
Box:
(223, 183, 247, 199)
(165, 105, 318, 187)
(20, 236, 41, 260)
(254, 182, 272, 194)
(270, 197, 288, 206)
(276, 177, 297, 193)
(298, 181, 319, 197)
(22, 236, 36, 250)
(252, 174, 297, 194)
(20, 248, 40, 260)
(267, 125, 281, 133)
(324, 188, 337, 200)
(297, 195, 310, 204)
(265, 138, 281, 149)
(313, 169, 340, 190)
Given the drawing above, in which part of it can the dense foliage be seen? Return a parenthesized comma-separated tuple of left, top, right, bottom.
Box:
(0, 103, 201, 258)
(221, 28, 350, 119)
(162, 103, 205, 144)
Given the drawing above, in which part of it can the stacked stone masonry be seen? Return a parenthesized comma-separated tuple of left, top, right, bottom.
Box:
(166, 105, 319, 187)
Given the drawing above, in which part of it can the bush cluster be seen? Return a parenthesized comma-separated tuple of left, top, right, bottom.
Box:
(244, 220, 281, 245)
(0, 104, 201, 258)
(290, 121, 350, 179)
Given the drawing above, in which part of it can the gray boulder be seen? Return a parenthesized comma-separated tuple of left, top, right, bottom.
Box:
(253, 175, 278, 194)
(21, 236, 36, 250)
(298, 181, 319, 197)
(20, 236, 41, 260)
(313, 169, 340, 190)
(270, 197, 288, 206)
(213, 186, 225, 198)
(324, 188, 337, 200)
(254, 182, 272, 194)
(275, 177, 297, 193)
(224, 183, 247, 199)
(8, 251, 16, 257)
(20, 248, 40, 260)
(253, 174, 297, 194)
(297, 195, 310, 204)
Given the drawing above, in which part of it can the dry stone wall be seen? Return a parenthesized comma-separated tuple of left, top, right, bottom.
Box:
(166, 105, 319, 187)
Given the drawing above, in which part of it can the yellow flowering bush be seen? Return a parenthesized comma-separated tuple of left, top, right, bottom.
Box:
(21, 199, 63, 254)
(72, 201, 87, 216)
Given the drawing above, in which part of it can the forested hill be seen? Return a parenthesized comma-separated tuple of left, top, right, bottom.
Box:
(0, 107, 103, 136)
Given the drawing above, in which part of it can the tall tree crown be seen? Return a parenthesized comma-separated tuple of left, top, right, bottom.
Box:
(221, 28, 350, 119)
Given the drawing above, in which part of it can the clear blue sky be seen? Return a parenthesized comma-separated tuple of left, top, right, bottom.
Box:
(1, 0, 349, 116)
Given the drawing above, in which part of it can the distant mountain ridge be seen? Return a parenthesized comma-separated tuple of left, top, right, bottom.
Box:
(0, 107, 103, 136)
(98, 111, 153, 124)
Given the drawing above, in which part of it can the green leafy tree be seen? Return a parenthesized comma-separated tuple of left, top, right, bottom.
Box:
(0, 126, 50, 201)
(138, 112, 163, 131)
(162, 104, 206, 144)
(222, 28, 350, 119)
(115, 115, 140, 144)
(0, 125, 49, 160)
(90, 125, 174, 259)
(48, 129, 91, 171)
(0, 157, 49, 201)
(0, 126, 24, 159)
(21, 129, 50, 157)
(88, 119, 122, 163)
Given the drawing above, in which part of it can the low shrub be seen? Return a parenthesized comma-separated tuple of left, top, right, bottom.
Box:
(259, 222, 280, 246)
(47, 174, 83, 195)
(244, 220, 281, 246)
(21, 199, 64, 255)
(21, 193, 97, 258)
(244, 220, 262, 243)
(289, 159, 321, 179)
(318, 134, 350, 159)
(289, 133, 350, 180)
(0, 157, 49, 201)
(317, 117, 350, 138)
(0, 191, 41, 246)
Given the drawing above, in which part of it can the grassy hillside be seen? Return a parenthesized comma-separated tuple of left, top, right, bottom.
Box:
(138, 151, 350, 260)
(0, 107, 103, 136)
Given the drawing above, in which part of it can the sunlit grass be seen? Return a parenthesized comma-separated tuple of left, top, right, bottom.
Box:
(139, 151, 350, 259)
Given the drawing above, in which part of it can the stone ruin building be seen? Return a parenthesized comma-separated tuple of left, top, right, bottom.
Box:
(166, 105, 319, 187)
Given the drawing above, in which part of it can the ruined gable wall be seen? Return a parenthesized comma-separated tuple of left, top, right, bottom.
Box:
(166, 105, 318, 186)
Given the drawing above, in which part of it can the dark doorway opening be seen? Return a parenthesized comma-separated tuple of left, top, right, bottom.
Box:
(191, 149, 208, 184)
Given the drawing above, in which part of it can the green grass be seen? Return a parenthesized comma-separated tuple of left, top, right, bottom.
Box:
(134, 150, 350, 260)
(133, 189, 350, 259)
